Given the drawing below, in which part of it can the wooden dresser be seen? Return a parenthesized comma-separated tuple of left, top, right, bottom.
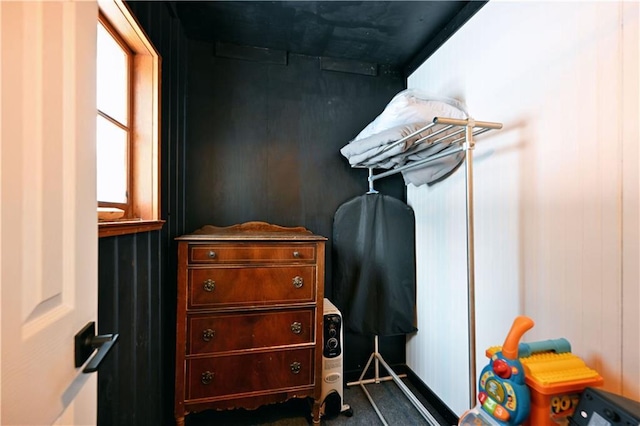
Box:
(174, 222, 326, 425)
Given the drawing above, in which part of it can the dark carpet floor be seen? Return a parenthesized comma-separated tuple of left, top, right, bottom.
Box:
(185, 377, 453, 425)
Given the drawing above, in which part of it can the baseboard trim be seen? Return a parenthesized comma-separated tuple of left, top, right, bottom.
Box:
(400, 365, 460, 425)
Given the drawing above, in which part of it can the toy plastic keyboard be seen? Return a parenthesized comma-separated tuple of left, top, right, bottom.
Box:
(521, 353, 601, 388)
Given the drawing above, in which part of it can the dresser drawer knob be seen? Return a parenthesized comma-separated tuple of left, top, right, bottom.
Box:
(290, 322, 302, 334)
(293, 251, 300, 258)
(290, 362, 301, 374)
(203, 279, 215, 292)
(292, 276, 303, 288)
(202, 328, 215, 342)
(201, 371, 214, 385)
(208, 250, 216, 259)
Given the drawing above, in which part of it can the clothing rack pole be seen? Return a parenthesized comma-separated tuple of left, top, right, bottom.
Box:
(346, 336, 440, 426)
(438, 117, 501, 408)
(463, 120, 478, 409)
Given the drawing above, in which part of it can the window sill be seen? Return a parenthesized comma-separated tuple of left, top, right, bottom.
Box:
(99, 219, 165, 238)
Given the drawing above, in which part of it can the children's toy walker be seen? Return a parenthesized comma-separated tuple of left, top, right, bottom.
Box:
(460, 315, 604, 426)
(459, 316, 535, 426)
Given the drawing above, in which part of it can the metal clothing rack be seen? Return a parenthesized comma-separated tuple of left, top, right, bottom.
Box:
(346, 335, 442, 425)
(349, 116, 503, 421)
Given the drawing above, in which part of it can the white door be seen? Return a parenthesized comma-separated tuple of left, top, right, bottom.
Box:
(1, 2, 100, 425)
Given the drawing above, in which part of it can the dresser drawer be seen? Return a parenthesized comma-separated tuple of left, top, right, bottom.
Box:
(190, 244, 316, 264)
(186, 348, 314, 400)
(188, 266, 316, 308)
(187, 309, 315, 355)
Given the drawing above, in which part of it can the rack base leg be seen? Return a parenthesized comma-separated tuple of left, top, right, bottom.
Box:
(346, 336, 441, 426)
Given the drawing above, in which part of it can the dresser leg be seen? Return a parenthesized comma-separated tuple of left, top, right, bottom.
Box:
(175, 416, 185, 426)
(312, 400, 321, 424)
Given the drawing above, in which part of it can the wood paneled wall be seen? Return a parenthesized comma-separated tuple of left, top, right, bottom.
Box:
(184, 37, 408, 375)
(98, 232, 164, 425)
(406, 1, 640, 415)
(99, 2, 409, 425)
(97, 3, 188, 426)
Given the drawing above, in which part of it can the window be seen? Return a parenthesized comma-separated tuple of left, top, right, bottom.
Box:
(96, 20, 129, 208)
(97, 0, 163, 237)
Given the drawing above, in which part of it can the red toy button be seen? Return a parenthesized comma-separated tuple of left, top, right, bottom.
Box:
(478, 392, 488, 404)
(492, 359, 511, 379)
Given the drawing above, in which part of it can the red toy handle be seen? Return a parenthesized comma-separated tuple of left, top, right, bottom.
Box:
(502, 316, 535, 360)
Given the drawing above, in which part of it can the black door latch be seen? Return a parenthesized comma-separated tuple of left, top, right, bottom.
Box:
(74, 321, 119, 373)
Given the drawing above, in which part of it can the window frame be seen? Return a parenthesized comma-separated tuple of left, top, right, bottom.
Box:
(97, 17, 132, 213)
(97, 0, 163, 238)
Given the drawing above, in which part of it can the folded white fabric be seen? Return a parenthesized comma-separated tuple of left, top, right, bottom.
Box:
(340, 122, 430, 167)
(402, 151, 465, 186)
(353, 89, 469, 141)
(340, 89, 470, 185)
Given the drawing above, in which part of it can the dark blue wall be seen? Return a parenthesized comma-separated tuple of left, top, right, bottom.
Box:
(98, 3, 188, 426)
(97, 2, 407, 425)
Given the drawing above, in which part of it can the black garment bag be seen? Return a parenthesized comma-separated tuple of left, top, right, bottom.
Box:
(332, 193, 417, 336)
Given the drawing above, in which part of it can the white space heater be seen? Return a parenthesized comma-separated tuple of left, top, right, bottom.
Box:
(320, 298, 352, 419)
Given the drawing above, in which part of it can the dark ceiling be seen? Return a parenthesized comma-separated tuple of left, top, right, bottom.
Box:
(173, 1, 486, 75)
